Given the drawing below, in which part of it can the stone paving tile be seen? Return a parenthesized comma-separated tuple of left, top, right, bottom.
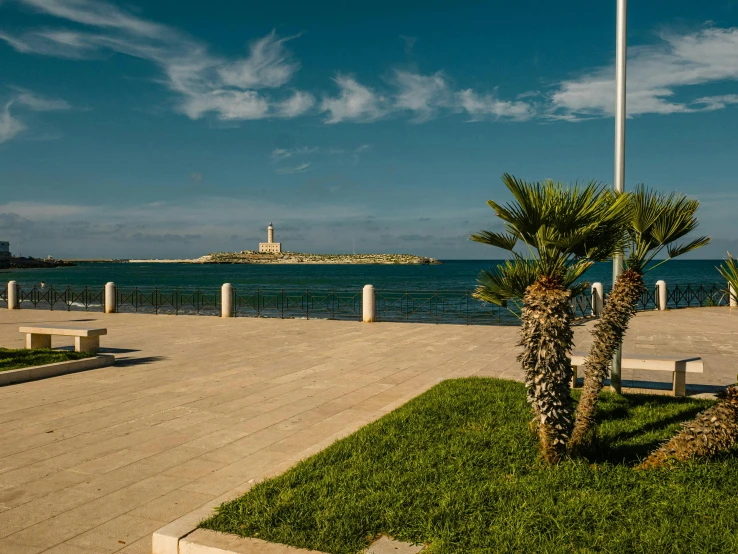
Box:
(0, 307, 735, 553)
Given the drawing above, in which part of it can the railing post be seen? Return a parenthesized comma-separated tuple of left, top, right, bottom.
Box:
(362, 285, 375, 323)
(105, 282, 117, 313)
(730, 283, 737, 308)
(591, 282, 604, 316)
(221, 283, 233, 317)
(656, 280, 667, 310)
(7, 280, 18, 310)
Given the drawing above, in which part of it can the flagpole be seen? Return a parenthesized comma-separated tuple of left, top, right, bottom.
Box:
(611, 0, 627, 393)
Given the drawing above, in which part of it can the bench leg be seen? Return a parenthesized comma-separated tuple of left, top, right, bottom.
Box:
(571, 365, 579, 388)
(75, 336, 99, 354)
(26, 333, 52, 349)
(672, 370, 686, 397)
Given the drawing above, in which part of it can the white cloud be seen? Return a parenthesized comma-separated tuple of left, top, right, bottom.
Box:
(321, 76, 386, 123)
(14, 89, 71, 111)
(216, 31, 300, 89)
(691, 94, 738, 111)
(276, 162, 311, 174)
(0, 101, 26, 143)
(0, 89, 71, 143)
(457, 89, 534, 121)
(392, 70, 449, 122)
(277, 90, 315, 117)
(182, 90, 269, 120)
(550, 27, 738, 119)
(0, 0, 308, 122)
(3, 2, 737, 126)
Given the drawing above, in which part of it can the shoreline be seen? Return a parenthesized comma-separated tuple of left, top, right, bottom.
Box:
(126, 252, 443, 265)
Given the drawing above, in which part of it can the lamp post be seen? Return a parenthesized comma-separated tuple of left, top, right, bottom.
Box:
(611, 0, 628, 393)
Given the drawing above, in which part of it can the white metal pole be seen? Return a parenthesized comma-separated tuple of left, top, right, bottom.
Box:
(611, 0, 628, 394)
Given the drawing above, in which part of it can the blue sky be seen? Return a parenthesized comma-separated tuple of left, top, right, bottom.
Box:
(1, 0, 737, 259)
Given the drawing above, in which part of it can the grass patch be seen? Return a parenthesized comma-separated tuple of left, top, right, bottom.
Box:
(0, 348, 95, 371)
(201, 378, 738, 554)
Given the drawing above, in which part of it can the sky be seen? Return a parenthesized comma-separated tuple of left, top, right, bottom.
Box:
(0, 0, 737, 260)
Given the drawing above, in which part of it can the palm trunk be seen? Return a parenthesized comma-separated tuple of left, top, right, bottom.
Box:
(568, 269, 646, 454)
(639, 386, 738, 469)
(518, 277, 575, 464)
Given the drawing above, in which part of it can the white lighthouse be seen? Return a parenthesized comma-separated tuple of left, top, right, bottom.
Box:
(259, 222, 282, 253)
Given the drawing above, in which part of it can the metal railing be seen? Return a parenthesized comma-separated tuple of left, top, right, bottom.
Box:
(666, 283, 728, 309)
(3, 282, 732, 323)
(233, 289, 361, 320)
(15, 285, 105, 311)
(635, 286, 659, 311)
(635, 283, 730, 311)
(374, 289, 515, 325)
(116, 287, 220, 315)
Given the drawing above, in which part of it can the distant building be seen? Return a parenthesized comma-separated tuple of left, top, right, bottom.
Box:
(0, 241, 10, 260)
(258, 223, 282, 253)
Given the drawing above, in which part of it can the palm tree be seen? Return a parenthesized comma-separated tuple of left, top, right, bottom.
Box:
(638, 254, 738, 468)
(472, 174, 630, 464)
(568, 186, 710, 454)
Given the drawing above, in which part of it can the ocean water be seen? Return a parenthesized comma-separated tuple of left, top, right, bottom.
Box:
(0, 259, 729, 292)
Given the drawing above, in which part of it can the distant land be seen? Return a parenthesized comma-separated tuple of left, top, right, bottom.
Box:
(126, 251, 443, 265)
(0, 256, 76, 269)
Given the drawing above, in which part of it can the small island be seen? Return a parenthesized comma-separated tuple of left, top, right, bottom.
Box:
(198, 251, 441, 265)
(129, 223, 442, 265)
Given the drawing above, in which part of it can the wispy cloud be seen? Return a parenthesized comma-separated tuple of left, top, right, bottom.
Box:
(457, 89, 535, 121)
(0, 101, 26, 143)
(0, 0, 310, 122)
(549, 26, 738, 119)
(2, 1, 737, 127)
(270, 144, 370, 172)
(321, 76, 388, 123)
(276, 162, 311, 174)
(392, 70, 450, 122)
(0, 88, 71, 143)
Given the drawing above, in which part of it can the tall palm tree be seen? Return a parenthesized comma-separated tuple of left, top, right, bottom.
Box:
(472, 174, 630, 464)
(568, 187, 710, 454)
(638, 254, 738, 469)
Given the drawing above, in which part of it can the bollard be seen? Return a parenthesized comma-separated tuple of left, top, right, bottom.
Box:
(104, 282, 117, 314)
(591, 282, 604, 316)
(7, 280, 18, 310)
(362, 284, 375, 323)
(221, 283, 233, 317)
(730, 283, 737, 308)
(656, 280, 667, 311)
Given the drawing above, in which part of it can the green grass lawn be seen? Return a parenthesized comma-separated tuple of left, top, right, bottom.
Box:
(0, 348, 95, 371)
(201, 378, 738, 554)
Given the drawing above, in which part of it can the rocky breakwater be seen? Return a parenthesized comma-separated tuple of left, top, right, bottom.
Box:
(198, 251, 443, 265)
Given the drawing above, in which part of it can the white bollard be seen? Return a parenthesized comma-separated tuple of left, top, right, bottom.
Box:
(730, 283, 737, 308)
(362, 284, 375, 323)
(656, 280, 667, 311)
(104, 282, 117, 314)
(7, 280, 18, 310)
(221, 283, 233, 317)
(591, 282, 604, 316)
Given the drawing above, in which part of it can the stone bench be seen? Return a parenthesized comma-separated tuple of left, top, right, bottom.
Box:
(570, 351, 703, 397)
(20, 326, 107, 354)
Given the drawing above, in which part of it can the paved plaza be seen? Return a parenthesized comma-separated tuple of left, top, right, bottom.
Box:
(0, 307, 736, 553)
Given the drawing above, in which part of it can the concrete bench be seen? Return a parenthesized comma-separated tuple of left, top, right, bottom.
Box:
(570, 351, 703, 397)
(20, 326, 107, 354)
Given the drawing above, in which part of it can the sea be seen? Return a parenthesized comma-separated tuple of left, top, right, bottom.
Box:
(1, 259, 728, 292)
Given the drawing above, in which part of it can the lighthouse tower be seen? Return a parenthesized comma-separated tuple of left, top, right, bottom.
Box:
(259, 222, 282, 253)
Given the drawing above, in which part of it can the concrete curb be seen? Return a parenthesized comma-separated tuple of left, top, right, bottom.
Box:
(0, 354, 115, 386)
(152, 383, 439, 554)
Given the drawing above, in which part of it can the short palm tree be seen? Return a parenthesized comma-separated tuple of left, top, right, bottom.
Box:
(568, 186, 710, 454)
(471, 174, 630, 464)
(639, 254, 738, 468)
